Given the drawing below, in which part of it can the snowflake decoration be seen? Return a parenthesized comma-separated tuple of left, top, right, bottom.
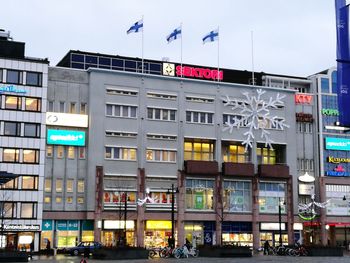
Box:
(298, 195, 329, 221)
(223, 89, 289, 151)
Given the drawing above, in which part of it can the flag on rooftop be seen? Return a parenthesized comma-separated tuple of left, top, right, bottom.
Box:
(202, 29, 219, 44)
(127, 19, 143, 34)
(166, 26, 182, 43)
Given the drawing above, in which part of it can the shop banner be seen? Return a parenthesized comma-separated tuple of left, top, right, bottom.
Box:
(56, 220, 79, 231)
(42, 220, 53, 231)
(82, 220, 94, 231)
(335, 0, 350, 126)
(203, 231, 213, 245)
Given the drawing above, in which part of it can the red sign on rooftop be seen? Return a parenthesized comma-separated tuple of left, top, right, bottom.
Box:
(175, 65, 223, 81)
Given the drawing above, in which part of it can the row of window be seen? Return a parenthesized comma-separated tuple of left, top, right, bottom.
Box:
(0, 69, 42, 86)
(105, 131, 177, 141)
(1, 95, 41, 112)
(1, 175, 38, 190)
(44, 178, 85, 193)
(297, 158, 315, 171)
(104, 143, 284, 164)
(296, 122, 313, 133)
(44, 196, 85, 204)
(1, 121, 41, 138)
(46, 146, 86, 159)
(1, 202, 37, 219)
(47, 101, 87, 114)
(2, 148, 40, 164)
(223, 114, 284, 130)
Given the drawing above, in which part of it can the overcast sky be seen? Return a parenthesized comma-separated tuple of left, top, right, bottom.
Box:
(2, 0, 336, 77)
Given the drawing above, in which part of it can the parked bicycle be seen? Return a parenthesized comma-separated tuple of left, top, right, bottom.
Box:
(148, 247, 161, 258)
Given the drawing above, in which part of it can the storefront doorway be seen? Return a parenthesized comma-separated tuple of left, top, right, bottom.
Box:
(144, 220, 174, 248)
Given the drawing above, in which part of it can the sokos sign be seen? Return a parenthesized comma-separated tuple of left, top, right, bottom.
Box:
(325, 137, 350, 151)
(47, 129, 86, 146)
(46, 112, 88, 128)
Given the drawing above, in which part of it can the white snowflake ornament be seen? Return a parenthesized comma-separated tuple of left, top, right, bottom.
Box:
(223, 89, 289, 151)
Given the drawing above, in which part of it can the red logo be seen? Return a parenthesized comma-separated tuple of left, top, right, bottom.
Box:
(295, 94, 313, 104)
(175, 65, 223, 80)
(334, 165, 345, 172)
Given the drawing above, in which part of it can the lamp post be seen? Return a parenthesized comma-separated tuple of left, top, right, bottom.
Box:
(123, 192, 127, 247)
(278, 197, 285, 246)
(167, 184, 178, 248)
(343, 195, 347, 248)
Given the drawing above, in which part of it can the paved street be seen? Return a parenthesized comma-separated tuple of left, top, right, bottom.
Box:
(31, 253, 350, 263)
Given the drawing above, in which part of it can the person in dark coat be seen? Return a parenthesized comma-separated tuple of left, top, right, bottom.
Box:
(263, 240, 270, 255)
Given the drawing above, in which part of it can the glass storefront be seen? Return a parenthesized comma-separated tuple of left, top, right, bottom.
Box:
(260, 223, 288, 247)
(326, 185, 350, 215)
(259, 182, 286, 214)
(102, 220, 135, 247)
(185, 223, 203, 248)
(223, 180, 252, 212)
(222, 222, 252, 246)
(185, 179, 214, 210)
(144, 220, 173, 248)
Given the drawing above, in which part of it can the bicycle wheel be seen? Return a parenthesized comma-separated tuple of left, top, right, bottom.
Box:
(149, 250, 156, 259)
(159, 248, 166, 258)
(193, 249, 199, 257)
(174, 248, 181, 259)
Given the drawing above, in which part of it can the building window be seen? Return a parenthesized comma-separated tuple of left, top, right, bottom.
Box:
(186, 96, 214, 103)
(67, 146, 75, 159)
(105, 147, 137, 160)
(67, 197, 73, 204)
(79, 147, 86, 159)
(23, 149, 39, 163)
(185, 179, 214, 210)
(2, 148, 20, 162)
(67, 179, 74, 193)
(147, 192, 172, 204)
(105, 131, 137, 138)
(146, 134, 177, 141)
(44, 179, 52, 192)
(44, 197, 51, 204)
(105, 104, 137, 118)
(26, 72, 42, 86)
(57, 146, 64, 158)
(48, 101, 54, 112)
(259, 182, 286, 214)
(3, 203, 16, 218)
(77, 180, 85, 193)
(222, 144, 250, 163)
(21, 203, 36, 218)
(69, 102, 76, 113)
(321, 78, 329, 93)
(0, 69, 2, 82)
(326, 184, 350, 215)
(184, 141, 214, 161)
(103, 191, 136, 204)
(1, 178, 18, 190)
(25, 97, 41, 112)
(3, 122, 21, 136)
(257, 147, 276, 164)
(80, 103, 87, 114)
(223, 181, 252, 212)
(106, 88, 138, 96)
(59, 102, 65, 113)
(6, 70, 22, 84)
(4, 96, 21, 110)
(56, 179, 63, 193)
(56, 197, 62, 204)
(46, 145, 53, 157)
(186, 111, 213, 124)
(23, 123, 40, 137)
(147, 108, 176, 121)
(77, 197, 84, 204)
(147, 92, 177, 100)
(22, 176, 38, 190)
(146, 149, 176, 162)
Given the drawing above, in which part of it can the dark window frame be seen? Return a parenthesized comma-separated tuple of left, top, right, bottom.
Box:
(4, 95, 22, 110)
(22, 148, 40, 164)
(2, 148, 20, 163)
(26, 71, 42, 87)
(23, 122, 41, 138)
(20, 202, 37, 219)
(3, 121, 21, 137)
(21, 175, 39, 191)
(6, 69, 22, 85)
(24, 97, 41, 112)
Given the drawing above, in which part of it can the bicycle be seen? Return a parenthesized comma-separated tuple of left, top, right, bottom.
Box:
(148, 247, 161, 258)
(159, 246, 174, 258)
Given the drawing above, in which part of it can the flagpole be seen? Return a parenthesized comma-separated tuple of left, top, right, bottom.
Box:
(217, 26, 220, 82)
(251, 30, 255, 85)
(142, 15, 144, 75)
(180, 23, 183, 78)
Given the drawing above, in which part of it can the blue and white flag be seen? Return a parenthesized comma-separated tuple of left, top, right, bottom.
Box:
(166, 26, 182, 43)
(127, 19, 143, 34)
(202, 29, 219, 44)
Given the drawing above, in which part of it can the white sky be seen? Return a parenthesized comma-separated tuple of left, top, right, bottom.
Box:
(2, 0, 336, 77)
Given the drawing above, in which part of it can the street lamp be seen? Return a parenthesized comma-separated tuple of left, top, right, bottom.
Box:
(278, 197, 286, 246)
(343, 195, 347, 248)
(167, 184, 179, 248)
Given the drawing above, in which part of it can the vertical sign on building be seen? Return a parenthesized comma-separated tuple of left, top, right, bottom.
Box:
(335, 0, 350, 126)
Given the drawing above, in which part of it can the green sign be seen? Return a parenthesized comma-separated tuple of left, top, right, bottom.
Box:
(42, 220, 53, 231)
(321, 108, 339, 116)
(195, 192, 204, 209)
(47, 129, 85, 146)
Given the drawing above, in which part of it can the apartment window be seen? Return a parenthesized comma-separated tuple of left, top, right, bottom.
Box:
(222, 144, 250, 163)
(44, 197, 51, 204)
(67, 197, 73, 204)
(80, 103, 87, 114)
(79, 147, 86, 159)
(3, 203, 16, 218)
(146, 149, 176, 162)
(3, 122, 21, 136)
(147, 92, 177, 100)
(2, 148, 20, 162)
(105, 104, 137, 118)
(106, 88, 138, 96)
(186, 111, 213, 124)
(56, 179, 63, 193)
(67, 146, 75, 159)
(22, 176, 38, 190)
(23, 149, 39, 164)
(25, 97, 41, 112)
(26, 72, 42, 86)
(67, 179, 74, 193)
(146, 134, 177, 141)
(105, 131, 137, 138)
(257, 147, 276, 164)
(6, 70, 22, 84)
(184, 141, 214, 161)
(186, 96, 214, 103)
(77, 180, 85, 193)
(69, 102, 76, 113)
(59, 102, 65, 112)
(77, 197, 84, 204)
(48, 101, 54, 112)
(21, 203, 36, 218)
(105, 147, 137, 160)
(24, 123, 40, 137)
(56, 197, 62, 204)
(44, 179, 52, 192)
(4, 96, 21, 110)
(57, 146, 64, 158)
(1, 178, 18, 189)
(46, 145, 53, 157)
(147, 108, 176, 121)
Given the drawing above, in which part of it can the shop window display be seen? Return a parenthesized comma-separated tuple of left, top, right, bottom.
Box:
(259, 182, 286, 214)
(223, 181, 252, 212)
(185, 179, 214, 210)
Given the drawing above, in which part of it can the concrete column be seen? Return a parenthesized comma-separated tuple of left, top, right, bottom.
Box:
(94, 220, 101, 242)
(215, 174, 223, 245)
(287, 177, 294, 245)
(136, 168, 145, 247)
(252, 177, 260, 250)
(319, 177, 327, 245)
(177, 170, 185, 246)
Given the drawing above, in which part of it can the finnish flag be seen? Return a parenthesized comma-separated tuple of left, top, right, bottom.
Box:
(202, 29, 219, 44)
(166, 26, 182, 43)
(127, 19, 143, 34)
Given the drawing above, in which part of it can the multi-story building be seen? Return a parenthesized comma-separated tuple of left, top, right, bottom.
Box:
(0, 30, 48, 251)
(43, 50, 302, 250)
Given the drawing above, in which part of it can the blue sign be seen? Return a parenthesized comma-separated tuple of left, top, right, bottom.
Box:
(0, 85, 26, 94)
(56, 220, 79, 231)
(336, 0, 350, 126)
(325, 137, 350, 151)
(42, 220, 53, 231)
(326, 170, 350, 176)
(203, 231, 213, 245)
(47, 129, 85, 146)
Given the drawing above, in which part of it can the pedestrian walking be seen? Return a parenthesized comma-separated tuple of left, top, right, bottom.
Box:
(263, 240, 270, 255)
